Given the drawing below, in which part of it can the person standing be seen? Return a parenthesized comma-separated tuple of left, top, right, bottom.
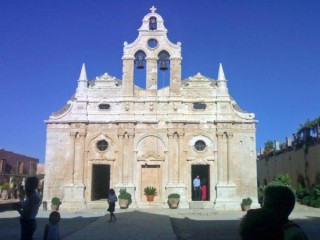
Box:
(201, 178, 207, 201)
(107, 189, 117, 223)
(13, 176, 41, 240)
(193, 175, 201, 201)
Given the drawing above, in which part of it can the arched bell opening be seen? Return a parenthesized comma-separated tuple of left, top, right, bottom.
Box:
(134, 50, 147, 89)
(149, 16, 157, 30)
(157, 50, 170, 89)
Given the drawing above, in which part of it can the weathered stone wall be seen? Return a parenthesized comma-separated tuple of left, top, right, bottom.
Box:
(257, 143, 320, 187)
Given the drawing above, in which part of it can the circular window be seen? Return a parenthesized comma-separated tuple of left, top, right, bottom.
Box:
(148, 39, 158, 48)
(195, 140, 206, 151)
(97, 140, 108, 151)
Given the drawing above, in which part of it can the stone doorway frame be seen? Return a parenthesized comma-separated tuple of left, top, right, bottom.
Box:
(191, 164, 210, 201)
(91, 164, 110, 201)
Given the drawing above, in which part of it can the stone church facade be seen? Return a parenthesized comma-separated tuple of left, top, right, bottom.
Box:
(44, 7, 257, 210)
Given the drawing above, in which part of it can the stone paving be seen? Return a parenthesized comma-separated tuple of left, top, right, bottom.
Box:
(0, 200, 319, 240)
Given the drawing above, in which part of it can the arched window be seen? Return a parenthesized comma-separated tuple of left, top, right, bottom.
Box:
(158, 50, 170, 71)
(134, 51, 146, 69)
(157, 50, 170, 89)
(134, 50, 147, 89)
(149, 17, 157, 30)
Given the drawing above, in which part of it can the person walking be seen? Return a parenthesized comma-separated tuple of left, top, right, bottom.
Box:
(107, 188, 117, 223)
(193, 175, 201, 201)
(13, 176, 41, 240)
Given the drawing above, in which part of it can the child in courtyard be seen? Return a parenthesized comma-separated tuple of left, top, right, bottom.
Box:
(107, 188, 117, 223)
(43, 211, 61, 240)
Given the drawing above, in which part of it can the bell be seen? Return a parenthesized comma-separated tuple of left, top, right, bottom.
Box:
(137, 60, 144, 69)
(159, 61, 168, 71)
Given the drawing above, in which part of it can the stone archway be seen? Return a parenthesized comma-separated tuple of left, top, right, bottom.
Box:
(136, 135, 166, 202)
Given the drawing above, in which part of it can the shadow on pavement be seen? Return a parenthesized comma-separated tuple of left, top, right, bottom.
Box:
(170, 216, 320, 240)
(0, 214, 100, 239)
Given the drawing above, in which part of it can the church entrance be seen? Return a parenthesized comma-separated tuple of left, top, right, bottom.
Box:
(141, 165, 161, 201)
(91, 164, 110, 201)
(191, 165, 210, 201)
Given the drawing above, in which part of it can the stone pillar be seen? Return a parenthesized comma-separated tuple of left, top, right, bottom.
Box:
(127, 131, 135, 185)
(116, 131, 124, 187)
(62, 131, 86, 210)
(122, 58, 134, 97)
(215, 131, 237, 210)
(169, 58, 181, 96)
(167, 132, 174, 184)
(74, 131, 86, 184)
(226, 133, 233, 183)
(122, 133, 130, 184)
(146, 58, 157, 96)
(177, 130, 184, 183)
(68, 132, 77, 184)
(216, 132, 227, 184)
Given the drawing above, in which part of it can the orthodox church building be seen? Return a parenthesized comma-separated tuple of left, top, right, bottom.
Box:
(44, 7, 257, 210)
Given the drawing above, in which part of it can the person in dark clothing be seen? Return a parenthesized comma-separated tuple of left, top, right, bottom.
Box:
(107, 188, 117, 223)
(239, 185, 308, 240)
(13, 177, 41, 240)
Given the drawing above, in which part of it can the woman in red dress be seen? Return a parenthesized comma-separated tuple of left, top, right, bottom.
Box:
(201, 178, 207, 201)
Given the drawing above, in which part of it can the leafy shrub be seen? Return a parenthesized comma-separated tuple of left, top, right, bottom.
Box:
(268, 173, 296, 194)
(302, 196, 312, 206)
(241, 198, 252, 206)
(144, 186, 156, 195)
(118, 189, 132, 200)
(168, 193, 180, 199)
(313, 199, 320, 208)
(51, 197, 61, 205)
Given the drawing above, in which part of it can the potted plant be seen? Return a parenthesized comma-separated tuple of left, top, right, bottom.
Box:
(144, 186, 157, 202)
(167, 193, 180, 209)
(118, 189, 132, 209)
(51, 197, 61, 211)
(1, 182, 10, 199)
(241, 197, 252, 211)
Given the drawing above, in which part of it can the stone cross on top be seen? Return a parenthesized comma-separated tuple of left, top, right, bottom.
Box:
(150, 6, 157, 13)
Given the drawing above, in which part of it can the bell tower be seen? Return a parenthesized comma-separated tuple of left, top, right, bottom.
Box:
(122, 6, 182, 97)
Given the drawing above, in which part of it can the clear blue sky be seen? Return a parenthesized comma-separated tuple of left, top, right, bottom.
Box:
(1, 1, 319, 163)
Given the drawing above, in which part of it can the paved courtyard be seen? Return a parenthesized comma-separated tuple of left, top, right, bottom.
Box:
(0, 200, 319, 240)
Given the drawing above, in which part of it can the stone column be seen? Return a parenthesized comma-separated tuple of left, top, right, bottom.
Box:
(177, 130, 184, 183)
(167, 132, 174, 184)
(116, 131, 125, 186)
(226, 133, 233, 183)
(69, 132, 77, 184)
(74, 131, 86, 184)
(215, 131, 237, 210)
(122, 133, 130, 184)
(170, 58, 181, 96)
(146, 58, 157, 96)
(127, 131, 135, 185)
(122, 58, 134, 97)
(216, 132, 227, 184)
(63, 131, 86, 210)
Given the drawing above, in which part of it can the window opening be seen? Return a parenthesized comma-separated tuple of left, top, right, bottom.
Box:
(97, 140, 108, 151)
(149, 17, 157, 30)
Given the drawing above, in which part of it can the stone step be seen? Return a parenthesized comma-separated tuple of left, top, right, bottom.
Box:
(189, 201, 205, 209)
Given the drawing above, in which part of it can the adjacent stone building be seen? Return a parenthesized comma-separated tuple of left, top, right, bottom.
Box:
(44, 7, 257, 210)
(0, 149, 38, 186)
